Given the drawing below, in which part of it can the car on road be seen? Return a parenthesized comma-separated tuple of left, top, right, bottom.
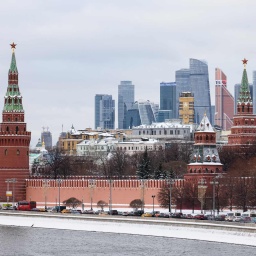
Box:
(233, 216, 241, 222)
(239, 217, 252, 223)
(70, 209, 81, 214)
(141, 212, 153, 217)
(157, 212, 170, 218)
(83, 210, 95, 214)
(215, 214, 226, 221)
(194, 214, 207, 220)
(61, 209, 71, 214)
(171, 212, 183, 218)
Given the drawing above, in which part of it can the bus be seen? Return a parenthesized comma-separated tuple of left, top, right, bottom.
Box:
(17, 201, 36, 211)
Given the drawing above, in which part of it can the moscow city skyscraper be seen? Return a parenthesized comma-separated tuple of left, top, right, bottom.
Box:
(175, 68, 190, 118)
(95, 94, 115, 129)
(175, 59, 212, 124)
(160, 82, 176, 110)
(215, 68, 234, 130)
(118, 81, 134, 129)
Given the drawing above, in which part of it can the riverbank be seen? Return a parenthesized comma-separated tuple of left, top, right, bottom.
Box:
(0, 212, 255, 246)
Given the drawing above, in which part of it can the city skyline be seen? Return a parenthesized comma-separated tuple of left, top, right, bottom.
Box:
(0, 1, 256, 146)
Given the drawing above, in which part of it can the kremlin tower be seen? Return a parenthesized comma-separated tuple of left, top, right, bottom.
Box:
(0, 43, 31, 203)
(228, 59, 256, 145)
(185, 113, 223, 182)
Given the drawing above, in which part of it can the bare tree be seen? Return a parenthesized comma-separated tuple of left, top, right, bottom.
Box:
(129, 199, 143, 211)
(63, 197, 82, 209)
(97, 200, 108, 211)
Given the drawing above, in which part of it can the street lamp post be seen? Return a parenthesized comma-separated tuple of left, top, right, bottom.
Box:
(57, 179, 62, 212)
(108, 179, 113, 214)
(198, 178, 207, 214)
(168, 179, 175, 214)
(152, 195, 155, 214)
(140, 179, 147, 212)
(89, 179, 96, 210)
(210, 178, 219, 217)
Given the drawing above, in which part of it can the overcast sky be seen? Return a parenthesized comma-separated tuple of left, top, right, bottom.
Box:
(0, 0, 255, 147)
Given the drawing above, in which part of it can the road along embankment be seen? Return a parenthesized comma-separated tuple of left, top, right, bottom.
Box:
(0, 211, 256, 233)
(0, 211, 256, 246)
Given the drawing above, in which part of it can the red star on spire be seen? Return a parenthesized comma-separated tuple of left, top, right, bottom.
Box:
(10, 42, 17, 49)
(242, 58, 248, 65)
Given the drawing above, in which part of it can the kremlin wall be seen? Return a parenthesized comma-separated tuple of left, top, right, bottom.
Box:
(26, 178, 186, 209)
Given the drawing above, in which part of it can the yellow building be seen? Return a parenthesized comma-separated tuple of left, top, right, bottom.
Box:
(58, 125, 129, 154)
(179, 92, 194, 124)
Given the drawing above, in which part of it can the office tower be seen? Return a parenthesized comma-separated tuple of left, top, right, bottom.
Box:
(234, 83, 253, 114)
(175, 59, 211, 123)
(179, 92, 194, 124)
(95, 94, 115, 129)
(160, 82, 176, 119)
(41, 127, 53, 150)
(157, 110, 173, 122)
(175, 69, 190, 118)
(0, 44, 31, 201)
(126, 100, 156, 128)
(118, 81, 135, 129)
(253, 71, 256, 114)
(215, 68, 234, 130)
(190, 59, 212, 124)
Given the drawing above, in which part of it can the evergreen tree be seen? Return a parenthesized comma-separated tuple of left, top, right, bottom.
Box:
(154, 162, 163, 179)
(137, 147, 151, 179)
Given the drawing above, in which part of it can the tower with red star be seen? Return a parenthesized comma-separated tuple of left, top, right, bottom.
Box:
(0, 43, 31, 203)
(228, 59, 256, 145)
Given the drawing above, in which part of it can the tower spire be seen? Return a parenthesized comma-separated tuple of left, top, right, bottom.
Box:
(9, 42, 18, 73)
(3, 43, 23, 113)
(237, 58, 253, 114)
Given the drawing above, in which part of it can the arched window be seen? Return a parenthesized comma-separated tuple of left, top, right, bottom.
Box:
(17, 149, 20, 155)
(4, 149, 7, 155)
(16, 126, 19, 134)
(6, 126, 9, 132)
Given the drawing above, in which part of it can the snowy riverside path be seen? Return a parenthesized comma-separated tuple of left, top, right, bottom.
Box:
(0, 212, 256, 247)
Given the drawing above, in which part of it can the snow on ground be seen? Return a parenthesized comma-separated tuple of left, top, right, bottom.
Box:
(0, 213, 256, 246)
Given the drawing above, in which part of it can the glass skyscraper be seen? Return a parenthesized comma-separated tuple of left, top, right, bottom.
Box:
(190, 59, 212, 124)
(175, 59, 212, 124)
(126, 100, 156, 128)
(215, 68, 234, 130)
(160, 82, 176, 119)
(95, 94, 115, 129)
(118, 81, 134, 129)
(175, 69, 190, 118)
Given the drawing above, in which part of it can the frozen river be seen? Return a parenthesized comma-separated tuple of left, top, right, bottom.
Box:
(0, 213, 255, 255)
(0, 226, 255, 256)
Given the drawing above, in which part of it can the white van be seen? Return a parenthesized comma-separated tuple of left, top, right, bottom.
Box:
(225, 211, 241, 221)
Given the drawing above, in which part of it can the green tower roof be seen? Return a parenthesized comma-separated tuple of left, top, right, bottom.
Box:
(3, 45, 24, 113)
(9, 51, 18, 73)
(238, 59, 252, 104)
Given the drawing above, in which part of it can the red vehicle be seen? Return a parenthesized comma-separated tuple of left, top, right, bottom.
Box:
(17, 201, 36, 211)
